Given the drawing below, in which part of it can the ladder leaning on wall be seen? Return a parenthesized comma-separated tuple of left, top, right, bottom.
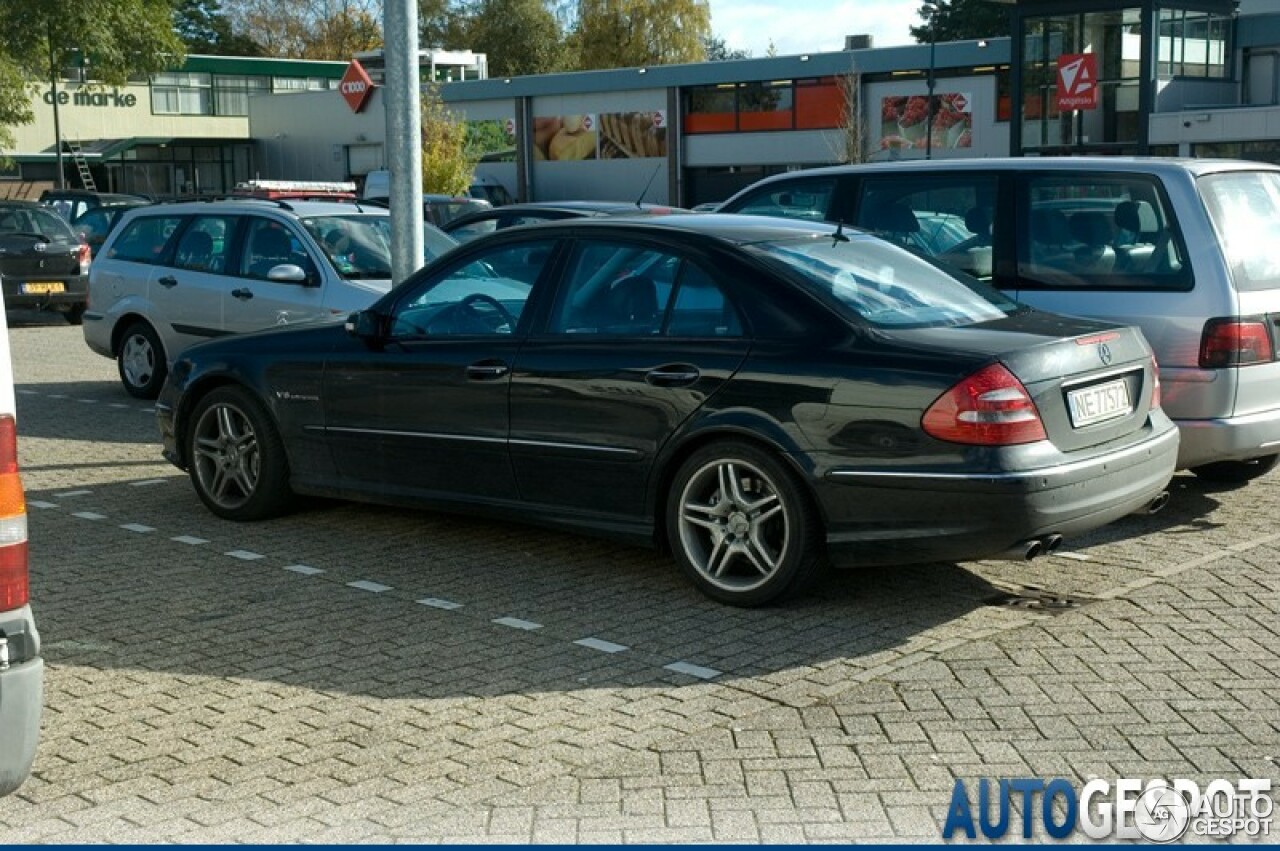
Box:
(62, 141, 97, 192)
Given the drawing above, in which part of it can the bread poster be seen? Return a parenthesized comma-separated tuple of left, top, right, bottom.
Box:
(533, 112, 669, 161)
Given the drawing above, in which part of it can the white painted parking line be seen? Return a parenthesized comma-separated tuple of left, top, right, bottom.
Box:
(171, 535, 209, 545)
(347, 580, 392, 593)
(664, 661, 722, 680)
(1054, 551, 1091, 561)
(417, 597, 463, 610)
(108, 403, 129, 409)
(54, 489, 92, 497)
(78, 399, 97, 404)
(130, 479, 168, 487)
(139, 408, 155, 414)
(284, 564, 325, 576)
(574, 637, 629, 654)
(27, 500, 58, 509)
(16, 389, 37, 396)
(119, 523, 155, 533)
(71, 512, 107, 521)
(224, 550, 265, 561)
(493, 617, 542, 631)
(47, 394, 67, 400)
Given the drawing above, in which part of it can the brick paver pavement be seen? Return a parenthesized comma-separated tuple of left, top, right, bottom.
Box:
(0, 318, 1276, 842)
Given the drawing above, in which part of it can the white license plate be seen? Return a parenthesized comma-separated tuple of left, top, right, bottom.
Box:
(1067, 378, 1132, 427)
(21, 282, 65, 295)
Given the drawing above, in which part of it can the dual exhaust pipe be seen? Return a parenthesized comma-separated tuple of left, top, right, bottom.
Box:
(996, 489, 1171, 562)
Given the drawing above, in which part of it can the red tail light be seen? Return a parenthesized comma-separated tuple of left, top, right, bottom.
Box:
(1199, 318, 1274, 368)
(922, 363, 1047, 446)
(77, 242, 92, 275)
(0, 415, 28, 610)
(1150, 356, 1162, 410)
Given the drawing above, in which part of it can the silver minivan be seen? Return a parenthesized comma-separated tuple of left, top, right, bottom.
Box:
(720, 157, 1280, 483)
(83, 199, 458, 398)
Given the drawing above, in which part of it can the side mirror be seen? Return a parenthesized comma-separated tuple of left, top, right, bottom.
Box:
(267, 263, 309, 284)
(345, 309, 384, 341)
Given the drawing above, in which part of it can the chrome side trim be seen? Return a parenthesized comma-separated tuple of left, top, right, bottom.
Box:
(826, 427, 1179, 484)
(318, 426, 640, 457)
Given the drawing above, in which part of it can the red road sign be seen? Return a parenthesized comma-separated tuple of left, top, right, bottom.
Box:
(339, 59, 375, 113)
(1057, 53, 1098, 111)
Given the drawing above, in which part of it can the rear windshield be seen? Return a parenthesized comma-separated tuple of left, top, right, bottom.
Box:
(1199, 171, 1280, 292)
(0, 206, 76, 241)
(748, 235, 1019, 328)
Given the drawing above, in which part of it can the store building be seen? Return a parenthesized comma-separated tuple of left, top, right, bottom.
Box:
(5, 0, 1279, 206)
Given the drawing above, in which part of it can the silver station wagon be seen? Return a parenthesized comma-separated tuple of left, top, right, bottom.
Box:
(720, 157, 1280, 483)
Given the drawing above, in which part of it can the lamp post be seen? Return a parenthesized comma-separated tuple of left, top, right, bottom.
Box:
(925, 1, 938, 160)
(47, 21, 65, 189)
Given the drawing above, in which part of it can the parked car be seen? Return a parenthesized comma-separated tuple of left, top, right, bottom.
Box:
(71, 201, 149, 256)
(231, 179, 358, 202)
(39, 189, 149, 223)
(156, 215, 1177, 606)
(361, 170, 515, 207)
(0, 200, 92, 324)
(360, 194, 495, 227)
(0, 288, 41, 798)
(719, 157, 1280, 483)
(442, 201, 689, 243)
(83, 198, 458, 399)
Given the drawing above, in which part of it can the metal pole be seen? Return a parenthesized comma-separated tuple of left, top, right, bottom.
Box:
(925, 5, 936, 161)
(48, 22, 65, 189)
(384, 0, 424, 286)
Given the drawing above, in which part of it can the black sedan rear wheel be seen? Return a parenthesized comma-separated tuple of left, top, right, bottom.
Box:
(187, 386, 292, 520)
(667, 441, 825, 607)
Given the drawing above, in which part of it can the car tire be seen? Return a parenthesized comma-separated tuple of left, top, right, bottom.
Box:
(116, 321, 167, 399)
(1189, 453, 1279, 484)
(63, 305, 85, 326)
(666, 440, 826, 607)
(187, 386, 293, 521)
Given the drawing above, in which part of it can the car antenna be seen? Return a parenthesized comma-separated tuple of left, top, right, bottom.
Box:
(832, 220, 850, 244)
(635, 162, 664, 209)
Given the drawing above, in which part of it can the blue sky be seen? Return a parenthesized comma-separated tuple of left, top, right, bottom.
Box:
(707, 0, 923, 58)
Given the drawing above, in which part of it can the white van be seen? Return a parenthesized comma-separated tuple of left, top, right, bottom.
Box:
(362, 170, 514, 207)
(0, 289, 41, 798)
(720, 157, 1280, 484)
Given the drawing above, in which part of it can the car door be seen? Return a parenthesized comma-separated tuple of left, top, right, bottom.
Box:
(509, 237, 752, 520)
(161, 214, 240, 341)
(222, 215, 330, 334)
(322, 238, 559, 502)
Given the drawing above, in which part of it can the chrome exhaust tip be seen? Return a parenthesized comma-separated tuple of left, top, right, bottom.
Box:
(994, 539, 1044, 561)
(1140, 491, 1171, 515)
(1043, 533, 1064, 554)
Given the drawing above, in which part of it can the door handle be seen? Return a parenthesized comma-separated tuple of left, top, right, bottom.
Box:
(466, 360, 509, 380)
(645, 365, 701, 387)
(231, 288, 254, 300)
(157, 276, 177, 288)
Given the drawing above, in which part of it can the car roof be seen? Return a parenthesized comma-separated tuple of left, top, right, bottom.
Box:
(489, 212, 848, 245)
(731, 156, 1280, 193)
(0, 200, 47, 210)
(133, 198, 389, 217)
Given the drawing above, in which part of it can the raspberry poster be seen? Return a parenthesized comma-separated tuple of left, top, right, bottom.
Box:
(879, 93, 973, 153)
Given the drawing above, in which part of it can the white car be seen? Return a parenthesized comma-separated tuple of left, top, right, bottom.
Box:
(0, 287, 40, 798)
(83, 199, 458, 398)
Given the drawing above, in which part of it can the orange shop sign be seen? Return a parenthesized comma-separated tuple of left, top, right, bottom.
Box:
(1057, 53, 1098, 111)
(339, 59, 375, 113)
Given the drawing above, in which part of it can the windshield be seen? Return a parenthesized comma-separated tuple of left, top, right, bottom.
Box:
(749, 235, 1019, 328)
(1200, 171, 1280, 292)
(300, 215, 457, 280)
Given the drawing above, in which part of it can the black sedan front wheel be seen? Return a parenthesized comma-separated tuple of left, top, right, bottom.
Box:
(187, 386, 292, 521)
(667, 441, 825, 607)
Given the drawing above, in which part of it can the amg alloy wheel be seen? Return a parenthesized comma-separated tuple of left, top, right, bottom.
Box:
(187, 386, 292, 520)
(668, 441, 824, 606)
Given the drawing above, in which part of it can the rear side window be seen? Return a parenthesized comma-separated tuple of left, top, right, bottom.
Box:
(1018, 174, 1190, 290)
(1199, 171, 1280, 292)
(725, 178, 837, 222)
(856, 174, 999, 279)
(173, 216, 236, 274)
(108, 215, 183, 264)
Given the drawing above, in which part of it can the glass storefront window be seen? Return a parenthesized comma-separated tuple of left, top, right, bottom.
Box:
(213, 75, 269, 116)
(1159, 9, 1232, 78)
(737, 80, 794, 131)
(151, 72, 212, 115)
(684, 85, 736, 133)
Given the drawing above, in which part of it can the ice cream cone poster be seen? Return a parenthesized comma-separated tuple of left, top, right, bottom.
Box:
(534, 115, 599, 161)
(879, 93, 973, 152)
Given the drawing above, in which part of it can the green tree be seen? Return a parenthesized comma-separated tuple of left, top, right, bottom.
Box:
(174, 0, 262, 55)
(222, 0, 382, 59)
(909, 0, 1009, 44)
(701, 34, 749, 61)
(419, 0, 468, 48)
(465, 0, 570, 77)
(574, 0, 710, 70)
(0, 0, 185, 151)
(420, 84, 473, 195)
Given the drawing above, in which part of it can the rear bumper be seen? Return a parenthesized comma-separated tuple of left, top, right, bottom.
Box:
(2, 276, 87, 311)
(0, 605, 43, 798)
(815, 423, 1179, 567)
(1172, 407, 1280, 469)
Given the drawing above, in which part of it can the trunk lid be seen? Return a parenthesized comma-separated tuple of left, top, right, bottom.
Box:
(0, 234, 80, 278)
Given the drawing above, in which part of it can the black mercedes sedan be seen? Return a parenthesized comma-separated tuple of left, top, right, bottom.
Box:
(156, 215, 1179, 606)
